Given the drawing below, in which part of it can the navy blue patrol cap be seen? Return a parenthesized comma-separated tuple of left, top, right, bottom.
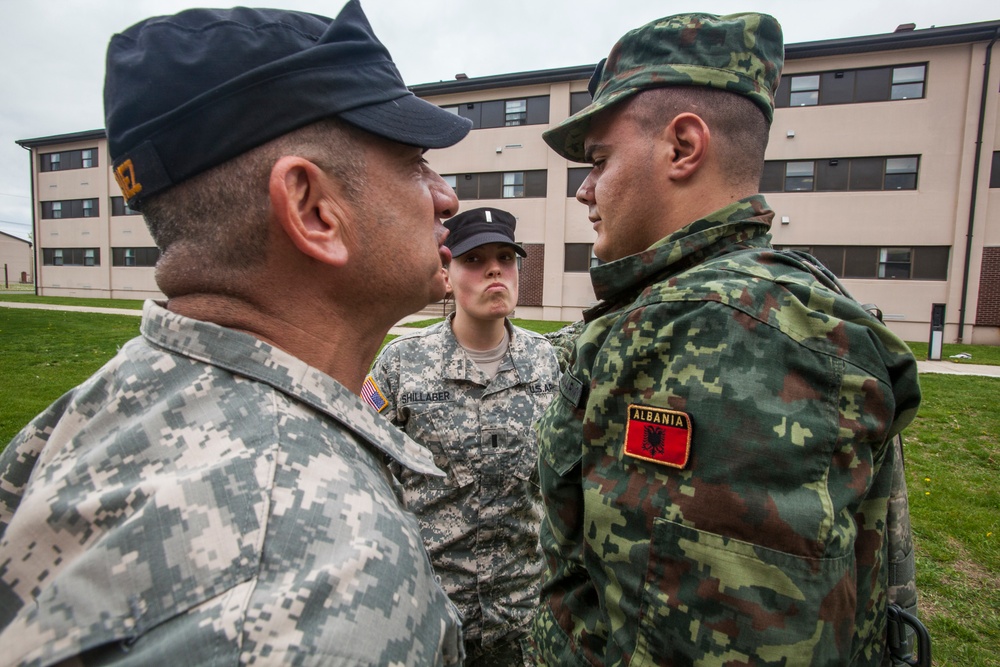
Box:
(104, 0, 472, 210)
(444, 207, 526, 259)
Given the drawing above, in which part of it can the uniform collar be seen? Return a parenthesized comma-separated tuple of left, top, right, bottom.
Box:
(587, 196, 774, 312)
(141, 301, 442, 476)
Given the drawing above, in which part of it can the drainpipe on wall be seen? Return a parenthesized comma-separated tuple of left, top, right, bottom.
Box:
(19, 143, 38, 296)
(957, 27, 1000, 343)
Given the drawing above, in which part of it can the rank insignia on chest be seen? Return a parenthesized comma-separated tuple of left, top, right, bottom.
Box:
(624, 404, 692, 469)
(361, 375, 388, 413)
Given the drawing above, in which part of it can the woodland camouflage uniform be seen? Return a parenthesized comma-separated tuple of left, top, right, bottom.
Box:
(533, 12, 922, 666)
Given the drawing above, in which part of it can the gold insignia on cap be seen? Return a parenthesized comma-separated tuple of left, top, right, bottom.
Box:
(114, 160, 143, 201)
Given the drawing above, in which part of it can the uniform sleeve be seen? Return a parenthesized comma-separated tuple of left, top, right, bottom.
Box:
(366, 342, 403, 425)
(579, 298, 909, 664)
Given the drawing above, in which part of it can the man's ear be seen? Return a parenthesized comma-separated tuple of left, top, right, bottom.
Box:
(662, 112, 710, 182)
(269, 156, 353, 267)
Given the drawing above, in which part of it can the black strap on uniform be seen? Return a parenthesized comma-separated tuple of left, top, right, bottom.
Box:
(886, 604, 932, 667)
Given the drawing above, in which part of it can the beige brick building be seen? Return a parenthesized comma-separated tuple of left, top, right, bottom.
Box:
(0, 231, 32, 287)
(17, 19, 1000, 343)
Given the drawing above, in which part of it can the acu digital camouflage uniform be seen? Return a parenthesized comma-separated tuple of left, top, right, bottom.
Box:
(0, 301, 464, 666)
(366, 315, 559, 659)
(532, 197, 921, 666)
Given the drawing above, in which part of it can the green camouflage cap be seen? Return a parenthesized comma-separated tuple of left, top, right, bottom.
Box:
(544, 12, 784, 162)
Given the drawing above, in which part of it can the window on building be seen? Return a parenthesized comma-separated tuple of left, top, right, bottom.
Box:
(570, 91, 592, 115)
(505, 99, 527, 126)
(775, 63, 926, 107)
(816, 159, 849, 191)
(785, 161, 815, 191)
(878, 247, 911, 279)
(442, 174, 457, 191)
(113, 247, 160, 267)
(447, 170, 546, 200)
(39, 148, 99, 172)
(567, 167, 590, 197)
(990, 151, 1000, 188)
(565, 244, 595, 272)
(777, 245, 948, 280)
(884, 157, 919, 190)
(42, 248, 101, 266)
(42, 198, 99, 219)
(503, 172, 524, 198)
(789, 75, 820, 106)
(891, 65, 926, 100)
(111, 196, 141, 216)
(442, 95, 550, 129)
(763, 156, 919, 193)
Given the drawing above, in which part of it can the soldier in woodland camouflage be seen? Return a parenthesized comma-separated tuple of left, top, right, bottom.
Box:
(365, 208, 560, 666)
(531, 12, 922, 666)
(0, 2, 473, 665)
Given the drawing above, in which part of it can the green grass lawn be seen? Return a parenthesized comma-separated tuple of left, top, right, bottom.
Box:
(1, 306, 997, 664)
(0, 294, 145, 309)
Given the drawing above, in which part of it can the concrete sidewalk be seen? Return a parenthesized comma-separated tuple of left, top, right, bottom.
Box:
(3, 301, 999, 377)
(0, 300, 426, 336)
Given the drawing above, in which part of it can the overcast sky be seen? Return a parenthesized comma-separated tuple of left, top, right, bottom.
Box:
(1, 0, 996, 241)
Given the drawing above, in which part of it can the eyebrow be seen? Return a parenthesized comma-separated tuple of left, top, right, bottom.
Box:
(583, 142, 608, 164)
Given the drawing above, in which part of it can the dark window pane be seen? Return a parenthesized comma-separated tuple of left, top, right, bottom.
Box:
(457, 102, 481, 129)
(855, 67, 892, 102)
(884, 173, 917, 190)
(891, 82, 924, 100)
(457, 174, 478, 200)
(811, 246, 846, 276)
(567, 167, 589, 197)
(773, 76, 790, 108)
(524, 170, 547, 198)
(912, 246, 949, 280)
(565, 244, 592, 272)
(526, 96, 550, 125)
(844, 246, 878, 278)
(760, 161, 784, 192)
(479, 172, 502, 199)
(991, 151, 1000, 189)
(570, 91, 591, 115)
(819, 71, 856, 105)
(816, 159, 849, 191)
(849, 158, 884, 190)
(480, 100, 504, 128)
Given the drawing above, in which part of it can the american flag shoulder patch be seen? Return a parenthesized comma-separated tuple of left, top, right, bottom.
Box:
(361, 375, 388, 413)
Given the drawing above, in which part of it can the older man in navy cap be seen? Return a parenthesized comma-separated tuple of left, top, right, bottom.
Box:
(0, 2, 471, 665)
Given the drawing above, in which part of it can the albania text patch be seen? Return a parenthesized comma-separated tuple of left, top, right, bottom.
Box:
(624, 404, 692, 469)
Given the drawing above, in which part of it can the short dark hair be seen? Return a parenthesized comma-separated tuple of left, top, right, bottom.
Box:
(628, 86, 770, 187)
(143, 117, 367, 293)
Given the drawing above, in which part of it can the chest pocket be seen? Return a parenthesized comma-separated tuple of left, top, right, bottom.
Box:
(402, 402, 476, 489)
(538, 370, 587, 476)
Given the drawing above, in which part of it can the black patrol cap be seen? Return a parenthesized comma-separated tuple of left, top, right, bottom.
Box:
(104, 0, 472, 210)
(444, 207, 527, 259)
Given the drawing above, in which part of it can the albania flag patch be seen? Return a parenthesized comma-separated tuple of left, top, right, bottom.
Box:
(624, 404, 692, 469)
